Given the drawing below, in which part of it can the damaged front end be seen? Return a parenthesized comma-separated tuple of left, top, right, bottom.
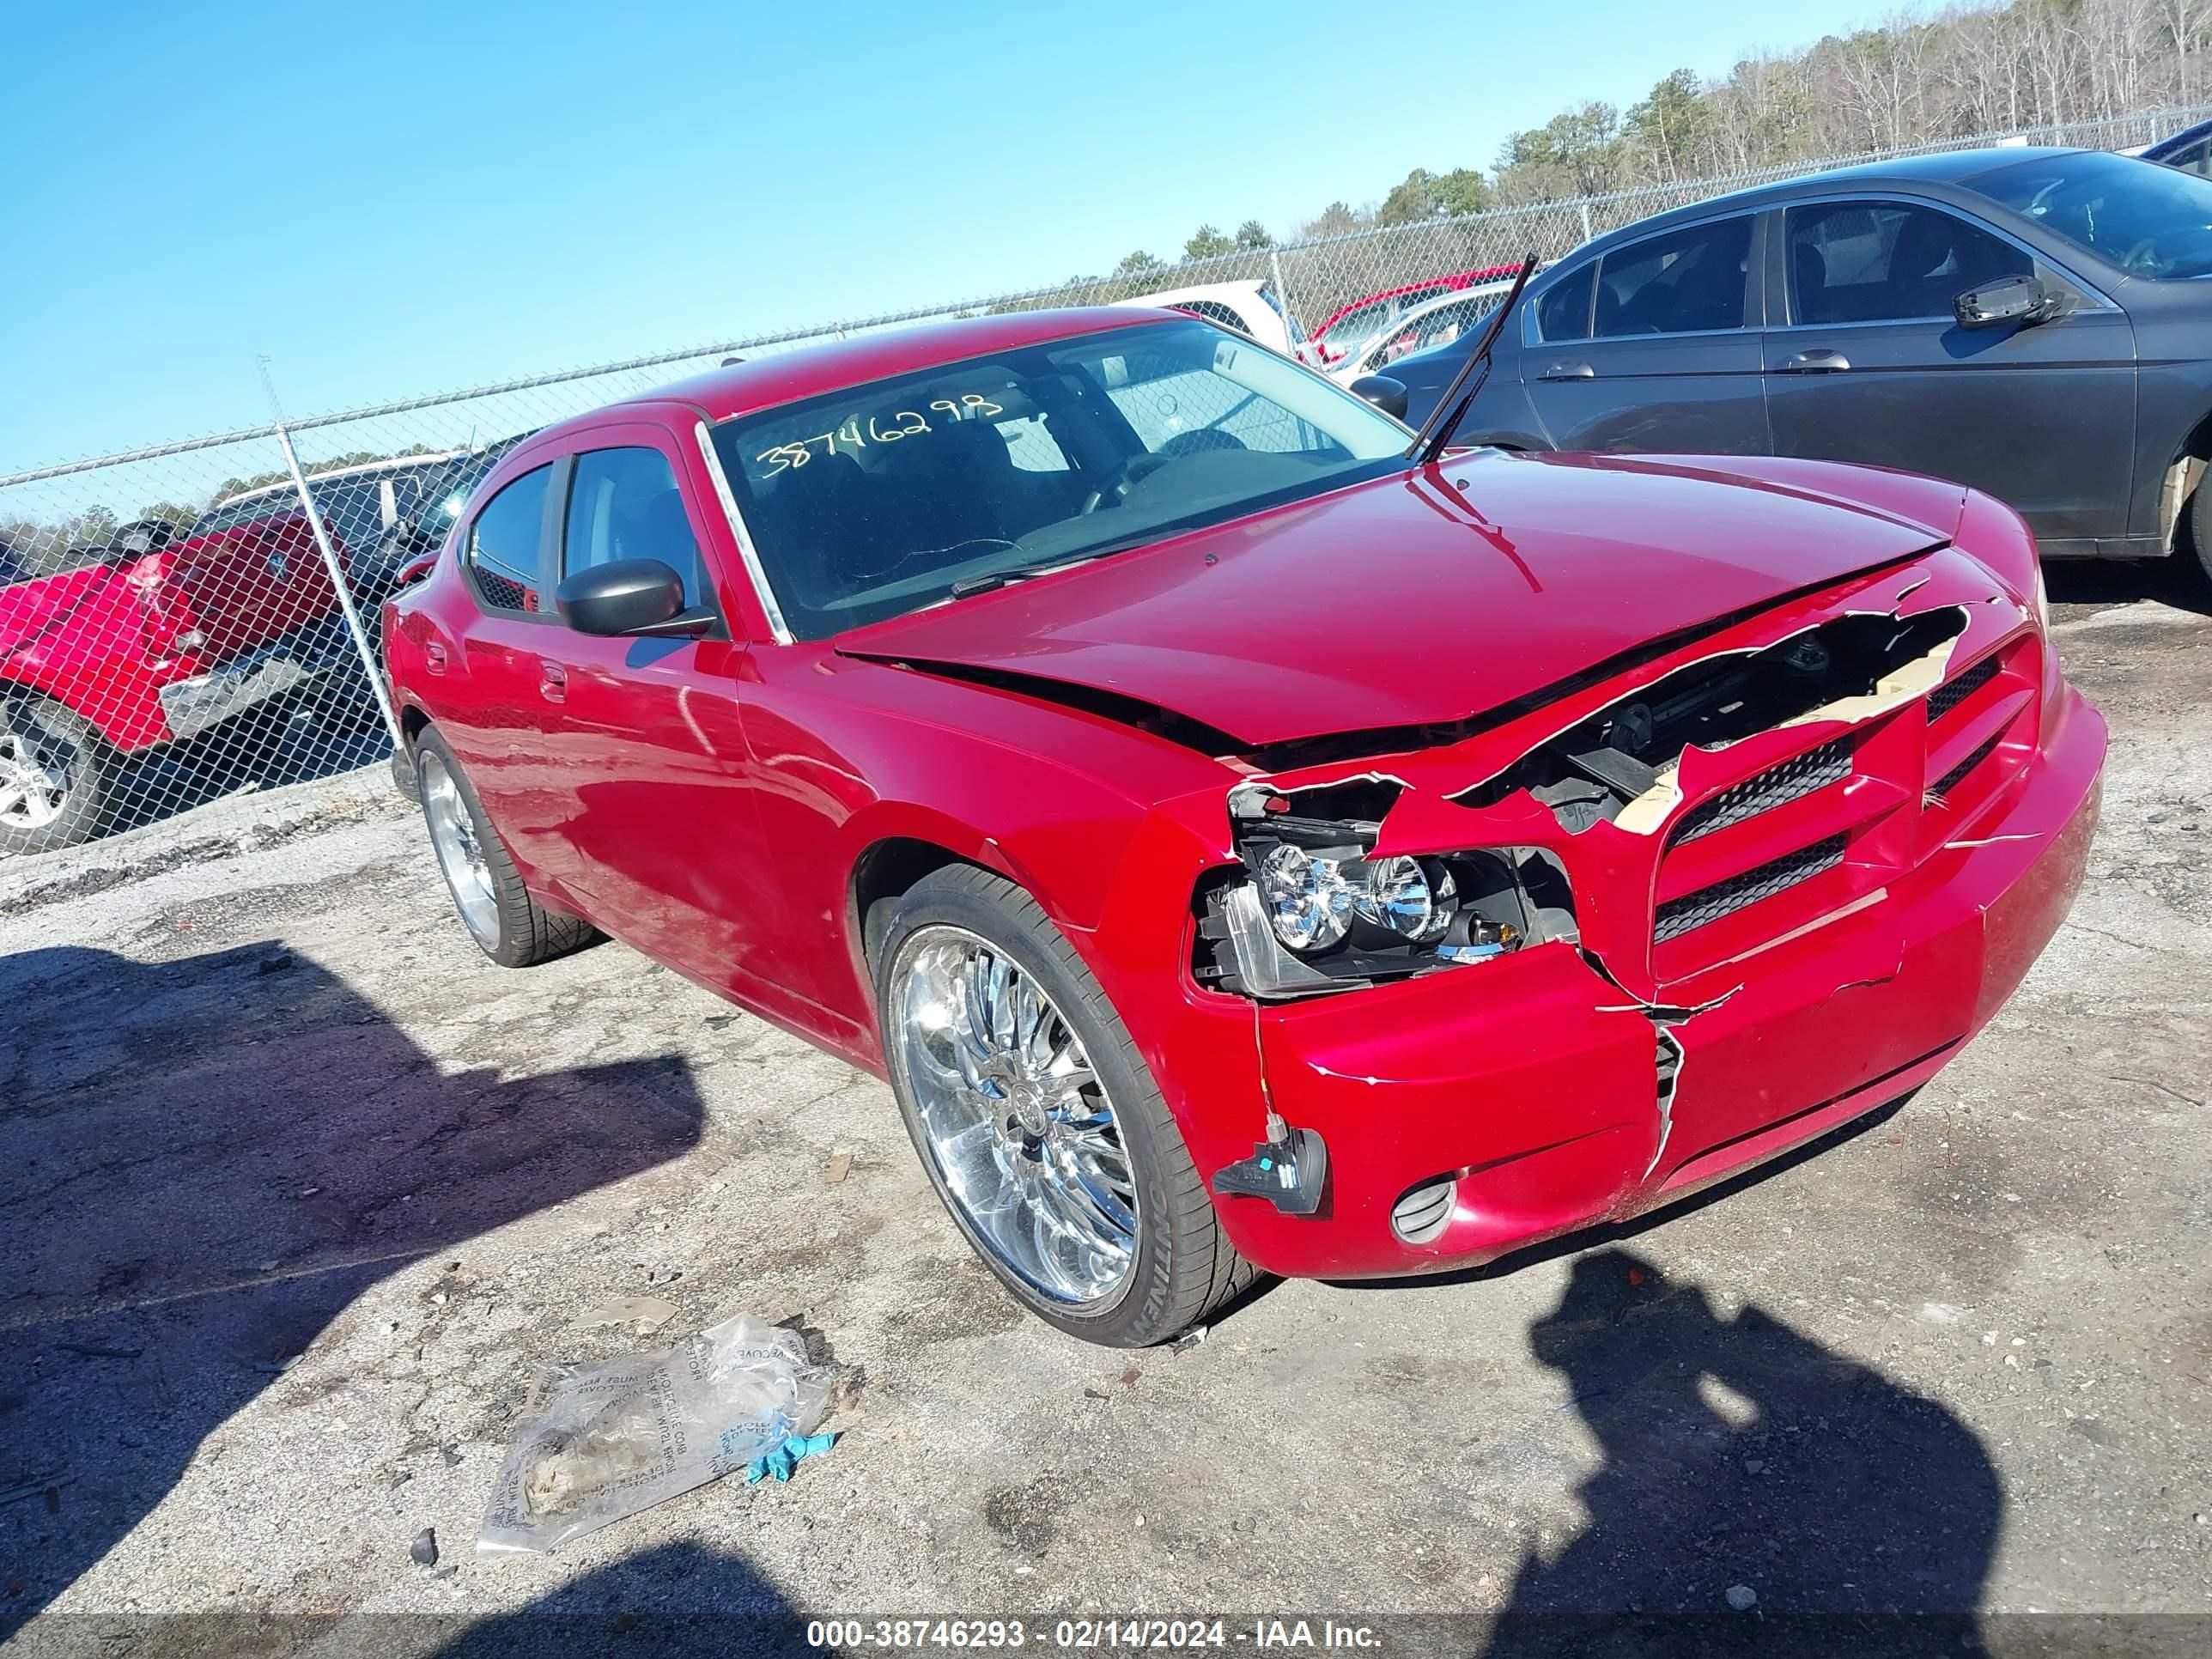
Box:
(1164, 546, 2101, 1275)
(1197, 774, 1579, 1000)
(1199, 599, 1972, 1006)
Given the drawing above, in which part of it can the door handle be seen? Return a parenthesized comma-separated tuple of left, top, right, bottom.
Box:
(538, 659, 568, 702)
(422, 641, 447, 676)
(1538, 360, 1595, 380)
(1778, 349, 1852, 373)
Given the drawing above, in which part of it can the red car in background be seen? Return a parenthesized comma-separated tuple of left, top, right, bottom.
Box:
(0, 503, 359, 852)
(1303, 264, 1525, 367)
(384, 307, 2103, 1347)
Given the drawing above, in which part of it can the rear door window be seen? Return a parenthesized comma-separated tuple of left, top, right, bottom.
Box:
(562, 446, 707, 607)
(1533, 264, 1595, 342)
(1595, 217, 1753, 337)
(465, 464, 554, 614)
(1785, 201, 2032, 325)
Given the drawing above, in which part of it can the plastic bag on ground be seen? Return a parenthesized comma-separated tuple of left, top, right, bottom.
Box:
(478, 1312, 831, 1553)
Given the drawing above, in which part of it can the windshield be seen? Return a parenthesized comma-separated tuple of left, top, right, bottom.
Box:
(708, 319, 1408, 638)
(1321, 287, 1445, 348)
(1966, 150, 2212, 278)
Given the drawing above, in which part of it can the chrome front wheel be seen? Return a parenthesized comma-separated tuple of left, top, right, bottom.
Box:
(889, 925, 1139, 1308)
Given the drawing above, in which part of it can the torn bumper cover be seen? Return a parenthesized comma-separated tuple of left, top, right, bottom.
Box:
(1142, 546, 2106, 1281)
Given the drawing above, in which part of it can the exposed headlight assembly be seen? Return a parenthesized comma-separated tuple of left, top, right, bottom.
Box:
(1196, 781, 1579, 1000)
(1256, 844, 1454, 951)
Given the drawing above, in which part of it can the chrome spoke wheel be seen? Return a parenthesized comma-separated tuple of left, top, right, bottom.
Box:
(0, 729, 70, 830)
(890, 926, 1139, 1307)
(421, 752, 499, 947)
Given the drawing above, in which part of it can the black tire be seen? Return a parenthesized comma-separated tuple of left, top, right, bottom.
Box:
(412, 725, 597, 967)
(2188, 471, 2212, 592)
(872, 863, 1257, 1346)
(0, 693, 113, 854)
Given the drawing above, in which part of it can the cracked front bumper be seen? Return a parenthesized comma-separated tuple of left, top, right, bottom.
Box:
(155, 614, 359, 742)
(1182, 686, 2105, 1282)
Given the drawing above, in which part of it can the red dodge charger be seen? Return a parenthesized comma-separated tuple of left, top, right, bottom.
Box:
(382, 307, 2103, 1346)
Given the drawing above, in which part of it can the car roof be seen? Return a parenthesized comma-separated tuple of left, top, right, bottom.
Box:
(1559, 146, 2091, 262)
(2144, 117, 2212, 161)
(538, 307, 1170, 442)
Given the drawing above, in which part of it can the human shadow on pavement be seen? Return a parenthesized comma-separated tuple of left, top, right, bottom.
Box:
(1486, 1248, 2001, 1658)
(430, 1540, 806, 1657)
(0, 941, 705, 1643)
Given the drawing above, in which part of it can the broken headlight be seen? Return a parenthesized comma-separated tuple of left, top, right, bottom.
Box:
(1197, 782, 1577, 1000)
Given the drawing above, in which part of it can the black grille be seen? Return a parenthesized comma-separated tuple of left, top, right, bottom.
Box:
(1927, 654, 1999, 722)
(1673, 737, 1852, 844)
(1930, 732, 2002, 800)
(1655, 835, 1849, 945)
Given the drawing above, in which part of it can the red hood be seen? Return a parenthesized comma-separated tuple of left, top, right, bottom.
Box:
(835, 451, 1964, 750)
(0, 561, 119, 659)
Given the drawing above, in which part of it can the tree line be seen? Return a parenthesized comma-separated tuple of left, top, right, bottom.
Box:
(1110, 0, 2210, 273)
(0, 449, 446, 578)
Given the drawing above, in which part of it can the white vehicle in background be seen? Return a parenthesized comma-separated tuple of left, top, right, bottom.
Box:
(1322, 277, 1521, 386)
(1113, 278, 1307, 356)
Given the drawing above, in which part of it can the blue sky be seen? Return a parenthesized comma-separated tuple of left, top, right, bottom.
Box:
(0, 0, 1885, 471)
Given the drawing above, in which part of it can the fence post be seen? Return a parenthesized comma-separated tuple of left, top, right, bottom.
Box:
(1578, 201, 1595, 244)
(270, 420, 404, 750)
(1269, 248, 1304, 348)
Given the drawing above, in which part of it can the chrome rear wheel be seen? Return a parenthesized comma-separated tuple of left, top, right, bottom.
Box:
(422, 750, 499, 949)
(889, 926, 1139, 1307)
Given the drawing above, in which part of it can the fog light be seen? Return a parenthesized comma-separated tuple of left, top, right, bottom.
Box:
(1391, 1176, 1456, 1243)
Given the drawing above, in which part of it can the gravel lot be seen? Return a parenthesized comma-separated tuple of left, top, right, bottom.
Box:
(3, 568, 2208, 1656)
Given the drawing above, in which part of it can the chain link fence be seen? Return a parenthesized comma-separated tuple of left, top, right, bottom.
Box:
(3, 101, 2203, 861)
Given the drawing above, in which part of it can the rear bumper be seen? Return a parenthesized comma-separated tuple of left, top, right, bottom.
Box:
(155, 613, 357, 741)
(1193, 686, 2106, 1280)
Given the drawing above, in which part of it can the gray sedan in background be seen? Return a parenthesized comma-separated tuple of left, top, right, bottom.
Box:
(1370, 148, 2212, 578)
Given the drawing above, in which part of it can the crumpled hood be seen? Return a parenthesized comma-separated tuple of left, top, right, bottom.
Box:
(0, 562, 115, 660)
(835, 450, 1966, 750)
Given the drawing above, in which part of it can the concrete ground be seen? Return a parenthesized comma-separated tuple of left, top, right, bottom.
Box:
(2, 567, 2208, 1656)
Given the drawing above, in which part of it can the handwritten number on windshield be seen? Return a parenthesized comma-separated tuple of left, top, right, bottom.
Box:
(755, 393, 1009, 477)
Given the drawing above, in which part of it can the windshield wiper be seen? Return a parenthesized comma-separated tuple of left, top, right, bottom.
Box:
(946, 538, 1156, 599)
(1407, 252, 1540, 466)
(948, 566, 1059, 598)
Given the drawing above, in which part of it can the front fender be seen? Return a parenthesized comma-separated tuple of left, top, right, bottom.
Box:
(744, 648, 1231, 1054)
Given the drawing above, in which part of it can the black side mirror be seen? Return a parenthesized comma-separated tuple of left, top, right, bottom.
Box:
(1954, 274, 2059, 330)
(555, 558, 712, 638)
(1352, 374, 1411, 422)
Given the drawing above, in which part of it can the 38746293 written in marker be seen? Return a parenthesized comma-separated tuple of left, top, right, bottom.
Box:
(802, 1617, 1387, 1650)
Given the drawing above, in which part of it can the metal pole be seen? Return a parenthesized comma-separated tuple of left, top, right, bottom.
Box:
(1578, 201, 1595, 245)
(1268, 248, 1304, 356)
(270, 419, 404, 748)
